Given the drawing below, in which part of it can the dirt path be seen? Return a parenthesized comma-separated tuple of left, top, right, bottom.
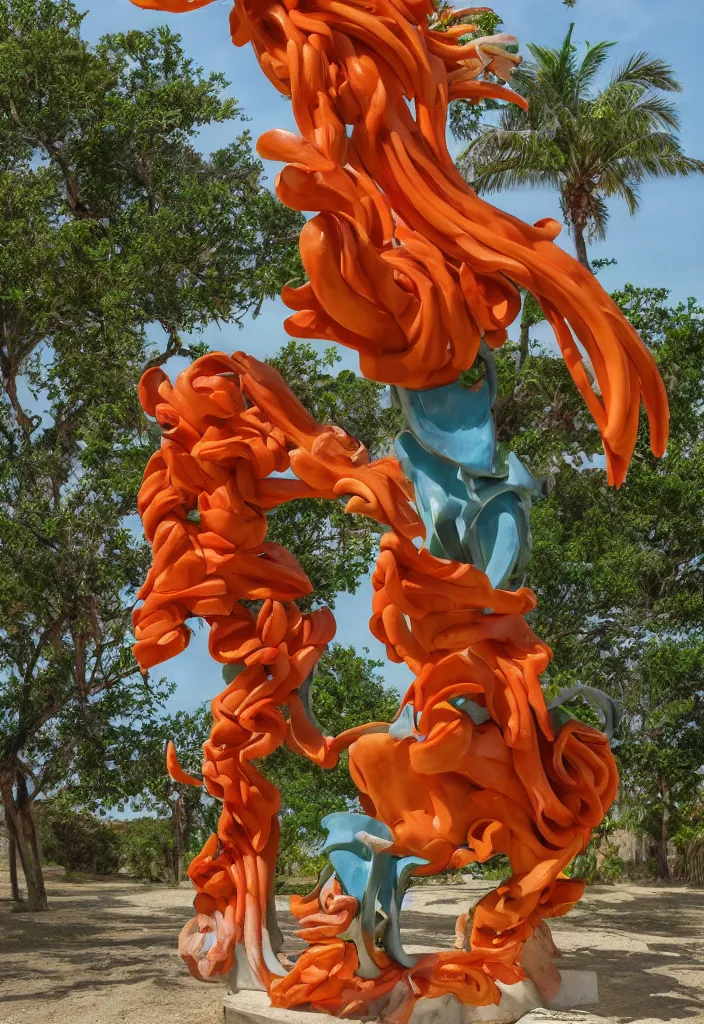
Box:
(401, 882, 704, 1024)
(0, 870, 701, 1024)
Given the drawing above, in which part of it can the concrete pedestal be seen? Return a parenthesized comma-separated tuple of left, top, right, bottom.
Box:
(224, 970, 599, 1024)
(520, 1014, 608, 1024)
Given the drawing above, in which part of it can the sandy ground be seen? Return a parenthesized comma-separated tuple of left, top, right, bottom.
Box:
(0, 869, 702, 1024)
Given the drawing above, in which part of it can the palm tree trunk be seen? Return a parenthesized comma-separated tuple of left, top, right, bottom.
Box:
(573, 225, 592, 272)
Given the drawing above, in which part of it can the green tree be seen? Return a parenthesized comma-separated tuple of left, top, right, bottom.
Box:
(5, 675, 171, 903)
(117, 817, 176, 883)
(616, 640, 704, 877)
(458, 26, 704, 268)
(0, 0, 302, 910)
(35, 797, 121, 875)
(72, 703, 217, 884)
(264, 644, 400, 875)
(496, 284, 704, 878)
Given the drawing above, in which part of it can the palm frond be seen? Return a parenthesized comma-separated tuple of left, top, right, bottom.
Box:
(472, 163, 563, 194)
(585, 194, 610, 242)
(598, 169, 641, 215)
(623, 149, 704, 180)
(629, 93, 681, 131)
(612, 130, 704, 179)
(598, 83, 681, 132)
(608, 52, 682, 93)
(574, 40, 615, 98)
(463, 125, 566, 178)
(455, 25, 700, 263)
(527, 25, 581, 111)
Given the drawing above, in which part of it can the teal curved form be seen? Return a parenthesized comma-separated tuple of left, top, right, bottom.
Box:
(322, 813, 427, 972)
(393, 348, 538, 589)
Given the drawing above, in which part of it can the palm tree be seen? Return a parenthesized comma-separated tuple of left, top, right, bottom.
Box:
(458, 25, 704, 269)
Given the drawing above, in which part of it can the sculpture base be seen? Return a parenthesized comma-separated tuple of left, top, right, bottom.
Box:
(224, 970, 599, 1024)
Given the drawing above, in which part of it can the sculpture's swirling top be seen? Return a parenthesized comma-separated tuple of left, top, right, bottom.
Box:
(131, 0, 668, 486)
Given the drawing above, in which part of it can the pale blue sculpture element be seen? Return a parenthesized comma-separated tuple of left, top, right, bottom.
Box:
(394, 429, 535, 589)
(392, 350, 499, 476)
(392, 348, 539, 589)
(321, 812, 427, 969)
(388, 702, 417, 741)
(450, 696, 492, 725)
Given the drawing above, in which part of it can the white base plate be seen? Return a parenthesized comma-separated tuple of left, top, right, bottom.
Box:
(224, 970, 599, 1024)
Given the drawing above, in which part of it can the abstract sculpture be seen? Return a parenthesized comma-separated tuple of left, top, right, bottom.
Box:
(129, 1, 669, 1021)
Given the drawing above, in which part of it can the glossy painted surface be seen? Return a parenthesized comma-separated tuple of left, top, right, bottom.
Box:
(128, 0, 669, 1021)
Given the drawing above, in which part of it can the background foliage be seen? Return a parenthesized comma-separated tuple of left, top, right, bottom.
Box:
(0, 0, 302, 908)
(2, 0, 702, 903)
(497, 284, 704, 878)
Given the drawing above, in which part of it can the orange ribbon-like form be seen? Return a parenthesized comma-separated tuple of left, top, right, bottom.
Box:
(132, 0, 668, 486)
(129, 0, 668, 1020)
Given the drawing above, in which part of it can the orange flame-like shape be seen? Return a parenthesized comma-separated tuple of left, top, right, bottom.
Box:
(128, 0, 666, 1018)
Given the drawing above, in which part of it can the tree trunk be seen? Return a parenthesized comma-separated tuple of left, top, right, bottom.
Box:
(0, 770, 48, 910)
(180, 802, 195, 885)
(658, 776, 671, 880)
(9, 832, 23, 904)
(573, 225, 592, 272)
(171, 795, 184, 885)
(518, 316, 530, 371)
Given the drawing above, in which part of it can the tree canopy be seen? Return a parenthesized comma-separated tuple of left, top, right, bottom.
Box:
(70, 700, 218, 884)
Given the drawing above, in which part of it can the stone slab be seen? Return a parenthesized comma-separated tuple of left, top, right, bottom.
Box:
(224, 971, 599, 1024)
(545, 973, 599, 1012)
(224, 991, 335, 1024)
(520, 1014, 609, 1024)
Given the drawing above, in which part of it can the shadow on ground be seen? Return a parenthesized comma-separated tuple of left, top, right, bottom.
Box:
(0, 872, 702, 1023)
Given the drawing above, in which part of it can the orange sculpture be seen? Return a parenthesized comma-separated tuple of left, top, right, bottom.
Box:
(129, 1, 669, 1021)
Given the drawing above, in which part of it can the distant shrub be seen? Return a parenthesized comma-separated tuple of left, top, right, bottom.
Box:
(565, 836, 626, 885)
(566, 848, 598, 884)
(36, 800, 121, 875)
(118, 817, 174, 882)
(599, 844, 626, 883)
(478, 855, 511, 882)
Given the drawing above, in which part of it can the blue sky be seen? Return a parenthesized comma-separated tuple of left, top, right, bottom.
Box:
(76, 0, 703, 710)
